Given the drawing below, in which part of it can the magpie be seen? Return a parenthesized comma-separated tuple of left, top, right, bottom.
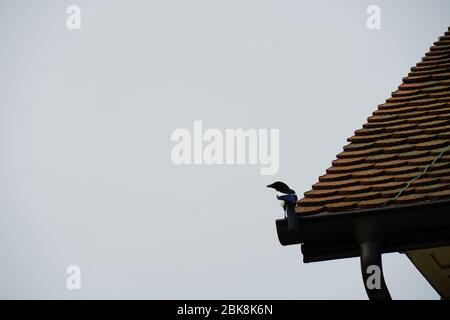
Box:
(267, 181, 298, 231)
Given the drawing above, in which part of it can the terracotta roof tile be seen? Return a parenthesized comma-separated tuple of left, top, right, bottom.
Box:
(318, 173, 352, 182)
(343, 142, 375, 151)
(439, 132, 450, 139)
(423, 124, 450, 134)
(337, 148, 383, 158)
(312, 179, 360, 190)
(337, 185, 372, 195)
(348, 133, 392, 143)
(426, 107, 450, 116)
(384, 166, 419, 175)
(360, 175, 395, 185)
(410, 68, 450, 77)
(298, 195, 345, 207)
(410, 177, 441, 187)
(398, 150, 430, 159)
(326, 163, 374, 174)
(423, 55, 450, 62)
(352, 169, 384, 179)
(427, 161, 450, 171)
(357, 198, 389, 209)
(394, 172, 424, 181)
(437, 113, 450, 120)
(419, 57, 450, 66)
(403, 75, 434, 83)
(405, 134, 435, 143)
(374, 138, 408, 147)
(367, 115, 398, 123)
(345, 192, 381, 202)
(325, 201, 357, 212)
(428, 189, 450, 200)
(425, 51, 450, 58)
(417, 119, 450, 128)
(354, 127, 386, 135)
(295, 206, 323, 215)
(295, 27, 450, 215)
(374, 159, 409, 169)
(387, 94, 429, 103)
(430, 43, 450, 50)
(415, 139, 449, 150)
(365, 154, 398, 162)
(407, 156, 438, 166)
(430, 147, 450, 155)
(373, 106, 418, 116)
(363, 119, 408, 129)
(408, 114, 440, 123)
(414, 184, 449, 194)
(399, 81, 440, 90)
(394, 193, 428, 204)
(372, 181, 407, 191)
(304, 189, 338, 198)
(415, 102, 447, 110)
(331, 157, 365, 167)
(399, 110, 430, 120)
(391, 89, 420, 97)
(381, 188, 415, 198)
(432, 73, 450, 81)
(391, 129, 424, 138)
(383, 144, 415, 153)
(378, 101, 409, 109)
(384, 123, 418, 132)
(412, 61, 450, 71)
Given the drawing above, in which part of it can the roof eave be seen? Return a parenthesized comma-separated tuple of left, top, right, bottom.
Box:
(275, 199, 450, 263)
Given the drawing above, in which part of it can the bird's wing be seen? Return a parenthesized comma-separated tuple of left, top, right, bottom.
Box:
(285, 203, 298, 231)
(278, 194, 297, 204)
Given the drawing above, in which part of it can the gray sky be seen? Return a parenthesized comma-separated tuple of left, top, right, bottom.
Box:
(1, 0, 450, 299)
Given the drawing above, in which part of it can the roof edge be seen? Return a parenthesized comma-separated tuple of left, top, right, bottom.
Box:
(276, 198, 450, 262)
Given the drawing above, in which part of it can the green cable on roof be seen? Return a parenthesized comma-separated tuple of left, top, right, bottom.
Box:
(385, 143, 450, 205)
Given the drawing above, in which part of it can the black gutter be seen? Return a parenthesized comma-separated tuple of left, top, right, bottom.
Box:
(276, 198, 450, 261)
(275, 198, 450, 299)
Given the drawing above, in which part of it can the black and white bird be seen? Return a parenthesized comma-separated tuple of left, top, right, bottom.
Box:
(267, 181, 298, 231)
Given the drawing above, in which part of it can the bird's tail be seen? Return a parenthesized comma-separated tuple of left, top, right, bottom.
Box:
(285, 203, 298, 231)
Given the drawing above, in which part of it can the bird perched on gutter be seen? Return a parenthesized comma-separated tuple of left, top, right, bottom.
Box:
(267, 181, 298, 231)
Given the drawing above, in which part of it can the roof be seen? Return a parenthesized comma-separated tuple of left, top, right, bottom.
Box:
(407, 246, 450, 299)
(296, 27, 450, 216)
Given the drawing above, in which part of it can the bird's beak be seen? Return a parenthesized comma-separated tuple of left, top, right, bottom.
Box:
(266, 184, 273, 188)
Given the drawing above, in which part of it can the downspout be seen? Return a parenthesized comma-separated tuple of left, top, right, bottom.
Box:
(359, 241, 392, 300)
(276, 199, 450, 299)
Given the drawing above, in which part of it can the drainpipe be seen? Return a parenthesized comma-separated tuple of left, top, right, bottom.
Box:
(359, 241, 392, 300)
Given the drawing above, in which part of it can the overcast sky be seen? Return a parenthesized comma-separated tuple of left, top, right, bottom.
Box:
(1, 0, 450, 299)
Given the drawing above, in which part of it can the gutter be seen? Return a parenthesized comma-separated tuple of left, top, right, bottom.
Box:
(275, 198, 450, 299)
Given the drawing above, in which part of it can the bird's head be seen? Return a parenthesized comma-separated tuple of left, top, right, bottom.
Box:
(267, 181, 295, 194)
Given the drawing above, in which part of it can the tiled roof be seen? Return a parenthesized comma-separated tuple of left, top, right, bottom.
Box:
(297, 27, 450, 215)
